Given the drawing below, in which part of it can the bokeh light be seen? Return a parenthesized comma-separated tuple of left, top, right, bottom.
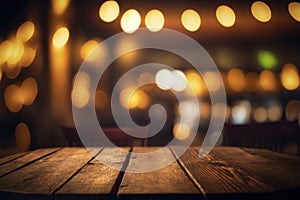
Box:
(20, 47, 36, 67)
(288, 2, 300, 22)
(0, 40, 12, 64)
(155, 69, 173, 90)
(71, 86, 90, 108)
(173, 123, 190, 140)
(73, 71, 90, 89)
(181, 9, 201, 32)
(99, 0, 120, 23)
(285, 100, 300, 121)
(145, 9, 165, 32)
(185, 70, 205, 96)
(5, 64, 21, 79)
(251, 1, 272, 23)
(120, 9, 141, 33)
(95, 90, 108, 109)
(172, 70, 187, 92)
(227, 68, 246, 92)
(0, 70, 2, 81)
(7, 40, 24, 65)
(4, 85, 23, 113)
(231, 100, 251, 124)
(259, 70, 276, 91)
(257, 50, 277, 69)
(204, 71, 221, 92)
(254, 107, 267, 122)
(216, 5, 236, 28)
(120, 88, 149, 109)
(16, 21, 35, 43)
(52, 0, 70, 15)
(15, 122, 31, 151)
(52, 27, 69, 48)
(268, 103, 282, 122)
(21, 77, 38, 105)
(281, 63, 299, 90)
(80, 40, 99, 61)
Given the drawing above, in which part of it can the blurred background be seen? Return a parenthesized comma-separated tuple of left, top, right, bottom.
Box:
(0, 0, 300, 156)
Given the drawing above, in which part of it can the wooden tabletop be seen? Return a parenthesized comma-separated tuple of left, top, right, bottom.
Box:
(0, 146, 299, 200)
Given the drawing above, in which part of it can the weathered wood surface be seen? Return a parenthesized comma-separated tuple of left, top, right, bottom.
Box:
(0, 152, 27, 165)
(118, 147, 201, 200)
(173, 146, 273, 200)
(0, 148, 59, 177)
(55, 147, 129, 200)
(0, 146, 299, 200)
(0, 147, 101, 199)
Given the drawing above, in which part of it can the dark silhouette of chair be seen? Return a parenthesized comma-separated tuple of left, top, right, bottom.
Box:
(62, 127, 148, 147)
(223, 121, 300, 156)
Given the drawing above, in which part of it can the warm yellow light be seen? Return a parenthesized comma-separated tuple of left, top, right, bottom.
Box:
(7, 40, 24, 65)
(95, 90, 108, 109)
(288, 2, 300, 22)
(216, 5, 236, 28)
(71, 86, 90, 108)
(20, 47, 36, 67)
(120, 88, 149, 109)
(121, 9, 141, 33)
(251, 1, 272, 23)
(5, 64, 21, 79)
(259, 70, 276, 91)
(204, 71, 221, 92)
(0, 70, 2, 81)
(145, 9, 165, 32)
(52, 27, 69, 48)
(16, 21, 35, 42)
(281, 64, 299, 90)
(15, 122, 31, 151)
(254, 107, 267, 122)
(99, 0, 120, 22)
(80, 40, 99, 61)
(181, 9, 201, 32)
(52, 0, 70, 15)
(185, 70, 205, 96)
(227, 68, 246, 92)
(21, 77, 38, 105)
(73, 71, 90, 89)
(4, 85, 23, 113)
(0, 40, 12, 64)
(173, 123, 190, 140)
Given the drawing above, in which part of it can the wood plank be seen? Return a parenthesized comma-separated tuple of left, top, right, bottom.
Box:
(0, 148, 60, 177)
(55, 147, 130, 200)
(0, 147, 101, 200)
(0, 152, 27, 165)
(211, 147, 300, 195)
(173, 147, 272, 200)
(118, 147, 201, 200)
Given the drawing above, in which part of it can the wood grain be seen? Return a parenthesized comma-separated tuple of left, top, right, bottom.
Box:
(211, 147, 300, 194)
(55, 147, 129, 200)
(118, 147, 201, 200)
(0, 152, 27, 166)
(0, 147, 101, 200)
(0, 148, 59, 177)
(174, 147, 272, 200)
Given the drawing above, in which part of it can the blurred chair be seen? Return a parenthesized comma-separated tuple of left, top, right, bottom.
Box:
(223, 121, 300, 156)
(62, 127, 148, 147)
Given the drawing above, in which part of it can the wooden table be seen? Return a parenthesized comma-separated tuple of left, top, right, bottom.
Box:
(0, 146, 300, 200)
